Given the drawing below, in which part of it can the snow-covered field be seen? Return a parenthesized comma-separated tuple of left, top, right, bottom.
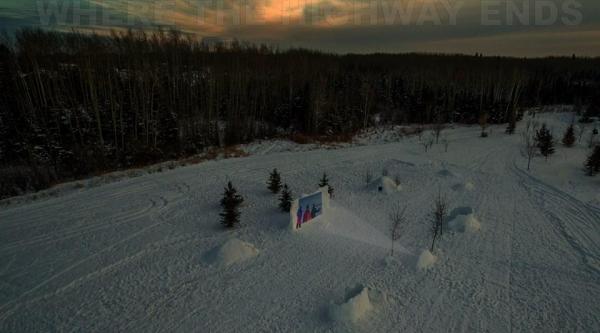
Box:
(1, 112, 599, 332)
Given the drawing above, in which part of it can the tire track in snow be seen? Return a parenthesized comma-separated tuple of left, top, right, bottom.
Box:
(511, 162, 600, 274)
(0, 198, 161, 253)
(0, 193, 173, 323)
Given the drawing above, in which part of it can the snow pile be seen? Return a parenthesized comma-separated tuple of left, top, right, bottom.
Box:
(464, 181, 475, 191)
(206, 238, 259, 266)
(448, 212, 481, 233)
(329, 284, 373, 324)
(417, 250, 437, 270)
(368, 176, 402, 194)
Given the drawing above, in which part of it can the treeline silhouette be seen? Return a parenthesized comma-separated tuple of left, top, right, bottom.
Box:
(1, 28, 599, 198)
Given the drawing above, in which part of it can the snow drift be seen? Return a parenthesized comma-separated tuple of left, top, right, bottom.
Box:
(417, 250, 437, 270)
(329, 284, 373, 324)
(206, 238, 259, 266)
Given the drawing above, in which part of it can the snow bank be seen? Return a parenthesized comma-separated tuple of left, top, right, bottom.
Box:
(206, 238, 259, 266)
(368, 176, 401, 194)
(417, 250, 437, 270)
(330, 284, 373, 324)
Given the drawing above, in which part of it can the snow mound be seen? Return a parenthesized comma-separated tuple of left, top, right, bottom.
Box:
(368, 176, 401, 194)
(417, 250, 437, 270)
(447, 207, 481, 233)
(206, 238, 259, 266)
(330, 284, 373, 324)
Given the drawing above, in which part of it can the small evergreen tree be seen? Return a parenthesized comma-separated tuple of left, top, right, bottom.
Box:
(562, 124, 576, 147)
(319, 173, 334, 198)
(220, 182, 244, 228)
(279, 184, 293, 212)
(536, 124, 555, 160)
(590, 128, 599, 148)
(585, 146, 600, 176)
(267, 168, 282, 193)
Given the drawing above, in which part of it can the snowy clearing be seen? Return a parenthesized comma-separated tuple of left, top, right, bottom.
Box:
(0, 112, 599, 332)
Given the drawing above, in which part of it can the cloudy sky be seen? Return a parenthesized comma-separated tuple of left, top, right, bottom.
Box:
(1, 0, 599, 56)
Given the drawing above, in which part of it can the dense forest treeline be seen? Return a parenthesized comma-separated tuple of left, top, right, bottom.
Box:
(1, 28, 600, 198)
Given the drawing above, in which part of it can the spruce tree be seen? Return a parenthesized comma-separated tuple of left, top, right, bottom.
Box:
(267, 168, 282, 193)
(279, 184, 293, 212)
(562, 124, 576, 147)
(585, 146, 600, 176)
(319, 173, 334, 198)
(220, 182, 244, 228)
(536, 124, 555, 160)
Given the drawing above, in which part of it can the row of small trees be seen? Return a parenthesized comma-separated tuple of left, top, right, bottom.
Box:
(522, 119, 599, 172)
(220, 170, 334, 228)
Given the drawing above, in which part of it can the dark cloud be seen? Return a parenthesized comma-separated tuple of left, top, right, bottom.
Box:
(1, 0, 599, 56)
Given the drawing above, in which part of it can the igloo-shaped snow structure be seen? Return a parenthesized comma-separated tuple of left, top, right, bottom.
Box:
(367, 176, 402, 194)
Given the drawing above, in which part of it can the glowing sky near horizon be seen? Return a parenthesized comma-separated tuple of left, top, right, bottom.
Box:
(1, 0, 599, 56)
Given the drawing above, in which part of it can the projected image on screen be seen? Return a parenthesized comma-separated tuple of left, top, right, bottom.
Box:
(295, 192, 323, 229)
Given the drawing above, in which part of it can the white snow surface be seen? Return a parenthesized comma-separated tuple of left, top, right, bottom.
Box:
(1, 111, 599, 332)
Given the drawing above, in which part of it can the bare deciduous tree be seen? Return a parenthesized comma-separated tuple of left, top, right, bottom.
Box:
(576, 123, 587, 143)
(522, 120, 539, 171)
(430, 191, 448, 252)
(433, 114, 444, 144)
(421, 133, 434, 152)
(364, 169, 373, 184)
(442, 136, 450, 152)
(416, 125, 424, 141)
(390, 204, 407, 257)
